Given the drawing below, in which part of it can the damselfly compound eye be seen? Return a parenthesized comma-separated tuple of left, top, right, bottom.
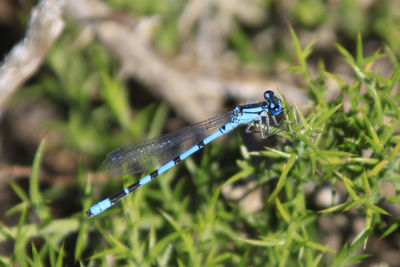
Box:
(264, 90, 274, 100)
(269, 98, 282, 115)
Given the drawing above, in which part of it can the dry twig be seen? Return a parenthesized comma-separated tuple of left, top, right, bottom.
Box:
(0, 0, 65, 116)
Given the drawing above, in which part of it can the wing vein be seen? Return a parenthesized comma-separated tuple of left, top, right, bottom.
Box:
(104, 111, 233, 176)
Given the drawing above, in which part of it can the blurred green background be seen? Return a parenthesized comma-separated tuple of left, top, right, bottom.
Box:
(0, 0, 399, 266)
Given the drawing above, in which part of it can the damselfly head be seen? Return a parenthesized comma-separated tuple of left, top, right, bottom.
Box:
(264, 90, 282, 116)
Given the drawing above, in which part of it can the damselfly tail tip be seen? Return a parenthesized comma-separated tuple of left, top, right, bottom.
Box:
(86, 209, 94, 218)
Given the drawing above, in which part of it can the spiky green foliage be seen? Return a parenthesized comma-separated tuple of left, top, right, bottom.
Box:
(1, 2, 400, 266)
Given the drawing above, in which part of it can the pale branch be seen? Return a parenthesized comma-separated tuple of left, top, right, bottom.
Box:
(0, 0, 65, 116)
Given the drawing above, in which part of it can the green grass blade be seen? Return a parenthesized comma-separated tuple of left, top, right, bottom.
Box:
(29, 138, 50, 221)
(268, 154, 297, 201)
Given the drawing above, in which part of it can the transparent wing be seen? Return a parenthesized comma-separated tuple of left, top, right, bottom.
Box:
(104, 111, 233, 176)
